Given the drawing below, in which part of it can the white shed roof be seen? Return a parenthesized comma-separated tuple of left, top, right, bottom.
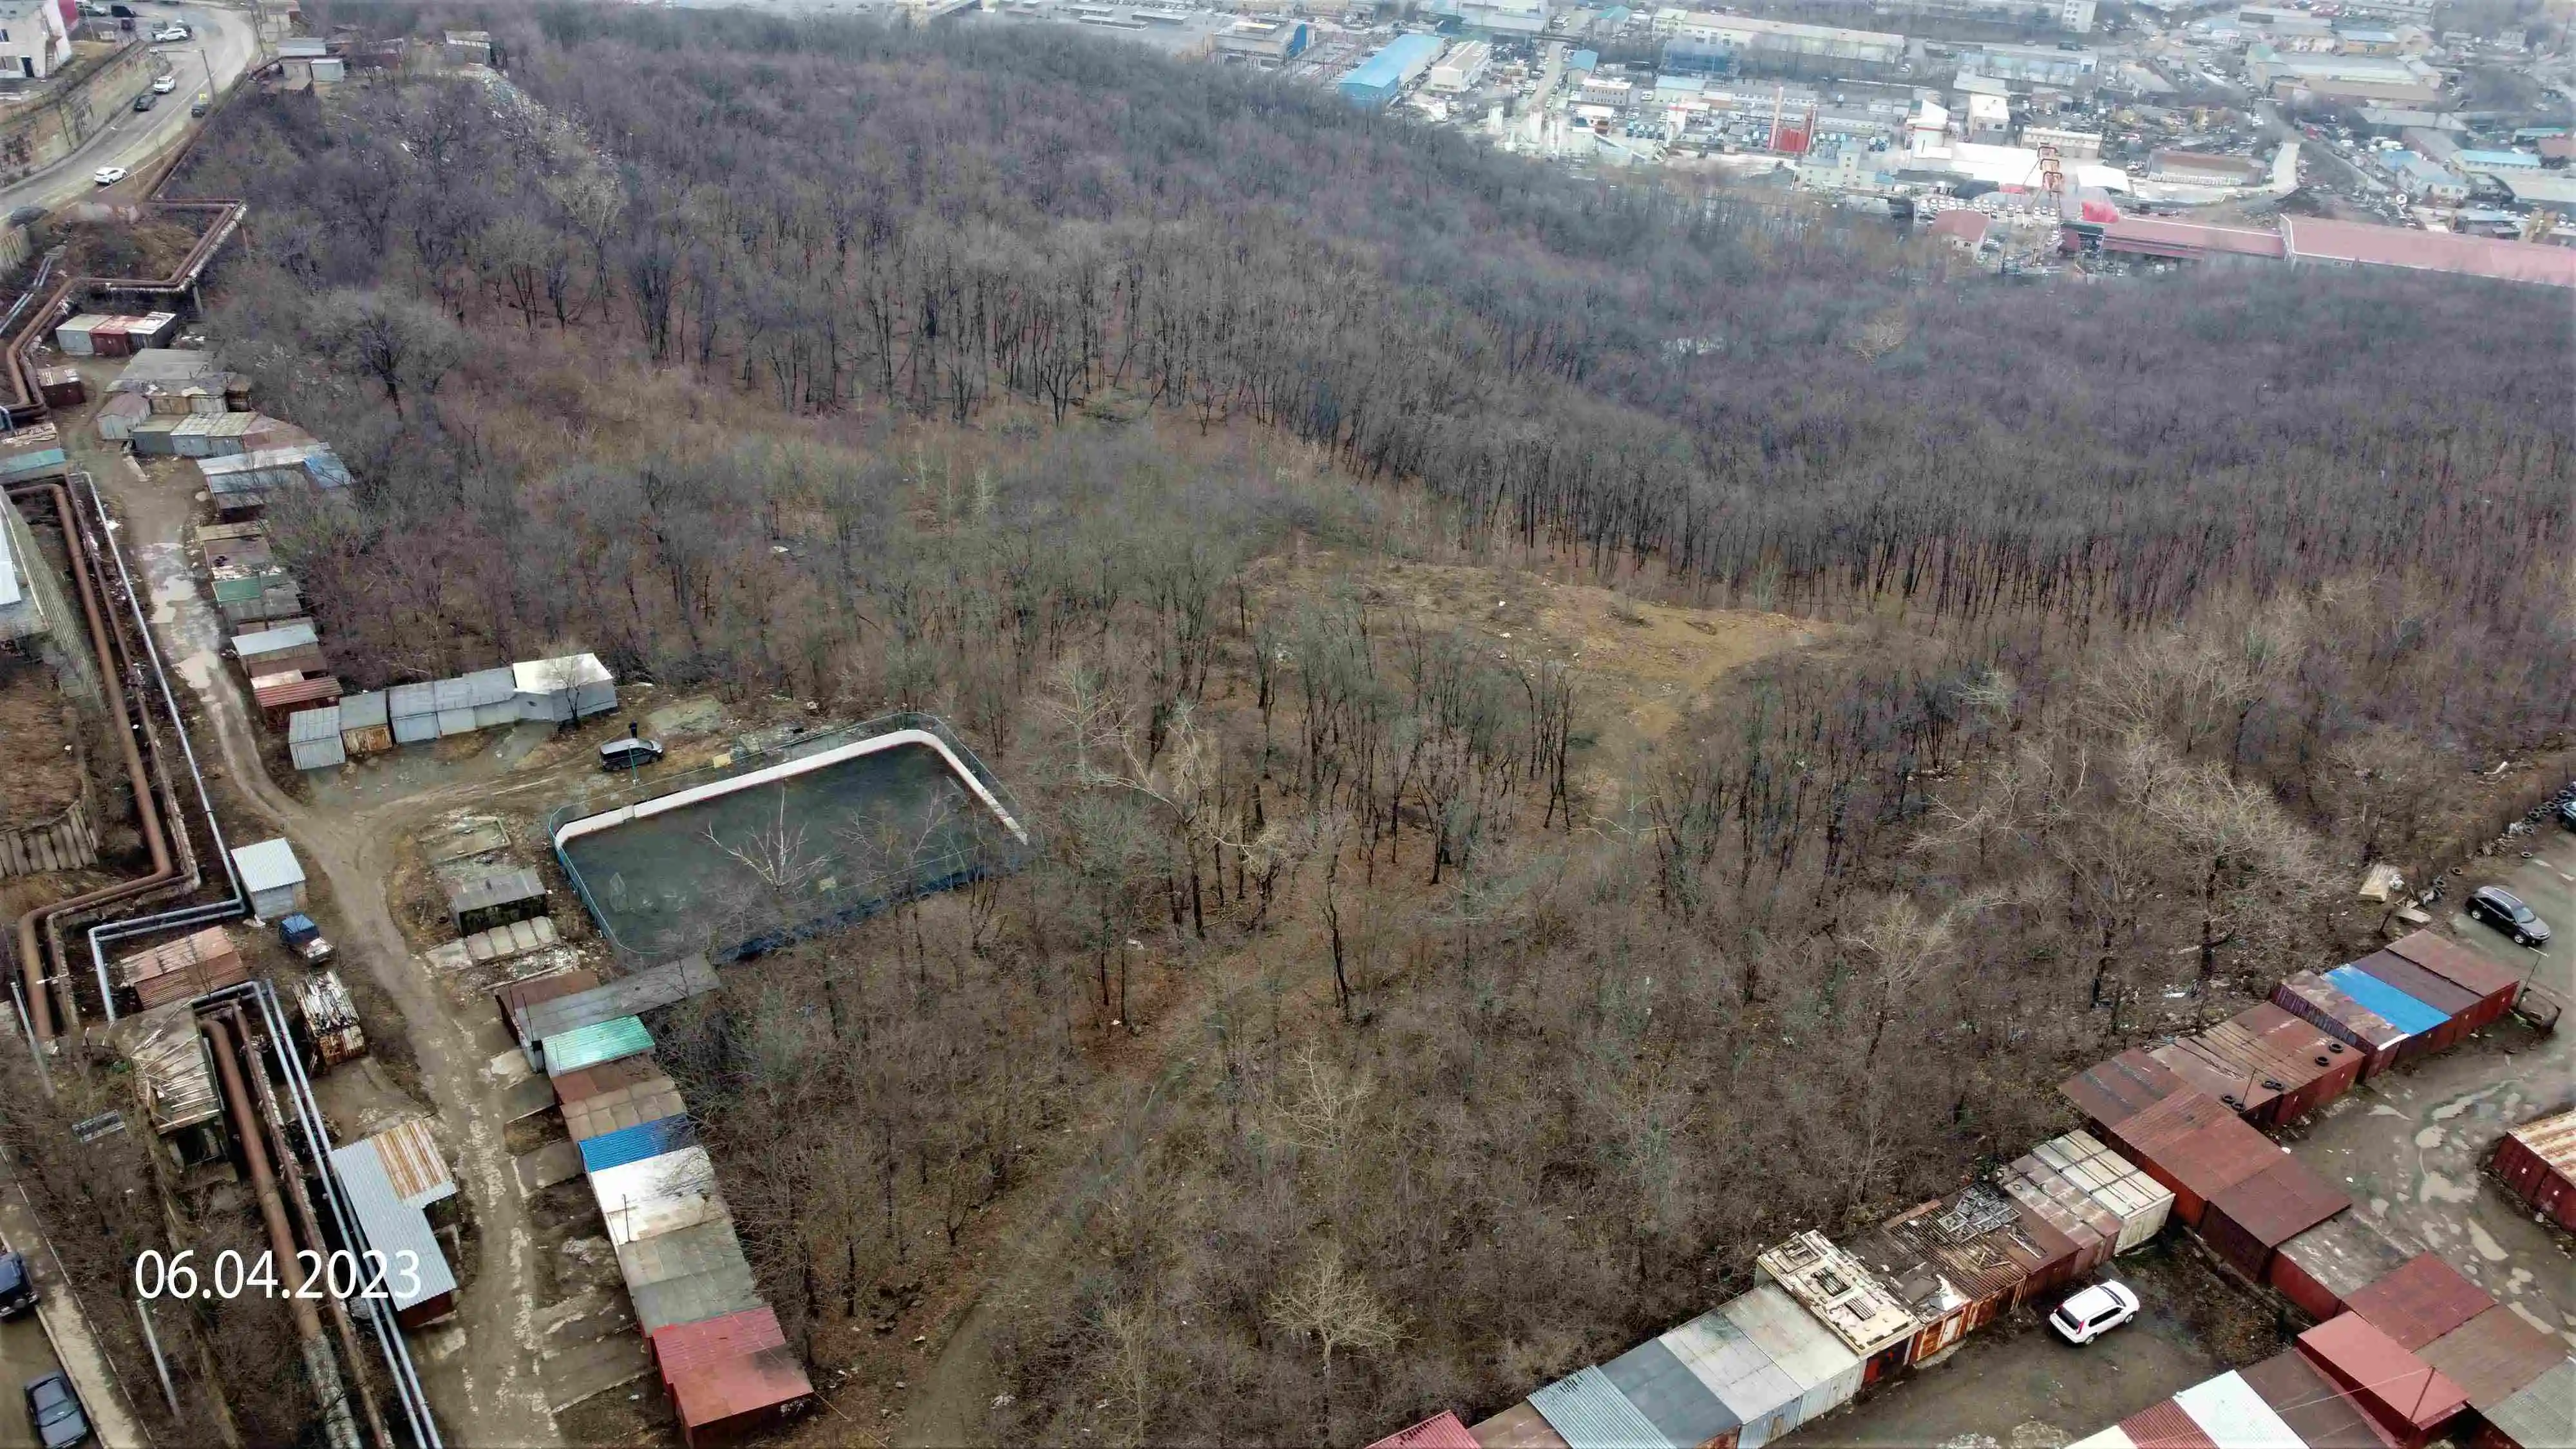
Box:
(230, 838, 306, 895)
(511, 654, 612, 693)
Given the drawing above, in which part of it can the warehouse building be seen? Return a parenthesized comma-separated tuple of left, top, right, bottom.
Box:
(1428, 39, 1492, 90)
(1213, 17, 1305, 64)
(1339, 33, 1446, 106)
(1456, 0, 1548, 35)
(1665, 13, 1906, 73)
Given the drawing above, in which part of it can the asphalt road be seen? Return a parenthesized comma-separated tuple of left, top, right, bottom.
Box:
(0, 3, 260, 216)
(0, 1308, 59, 1449)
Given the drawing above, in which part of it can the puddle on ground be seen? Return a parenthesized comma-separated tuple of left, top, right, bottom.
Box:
(2369, 1104, 2405, 1117)
(2430, 1083, 2505, 1123)
(2465, 1220, 2510, 1262)
(2418, 1171, 2478, 1206)
(174, 650, 214, 691)
(2414, 1126, 2444, 1150)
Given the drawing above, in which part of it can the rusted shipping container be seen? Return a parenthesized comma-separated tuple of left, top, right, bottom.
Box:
(2346, 951, 2480, 1053)
(2103, 1104, 2284, 1230)
(254, 674, 343, 730)
(2158, 1003, 2362, 1126)
(2002, 1173, 2116, 1282)
(2116, 1398, 2216, 1449)
(2382, 930, 2520, 1030)
(2490, 1108, 2576, 1234)
(665, 1344, 811, 1449)
(2342, 1255, 2496, 1352)
(2237, 1349, 2403, 1449)
(2060, 1050, 2191, 1134)
(2417, 1307, 2564, 1413)
(2273, 971, 2412, 1079)
(36, 366, 84, 408)
(2297, 1313, 2470, 1448)
(2268, 1212, 2415, 1323)
(2003, 1193, 2085, 1305)
(2323, 965, 2453, 1064)
(1368, 1412, 1484, 1449)
(1470, 1402, 1574, 1449)
(2199, 1155, 2351, 1283)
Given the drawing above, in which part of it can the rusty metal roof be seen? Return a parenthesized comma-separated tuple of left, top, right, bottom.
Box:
(2109, 1090, 2236, 1153)
(2060, 1050, 2190, 1130)
(2205, 1156, 2349, 1250)
(2343, 1255, 2496, 1352)
(1468, 1401, 1573, 1449)
(2346, 950, 2481, 1018)
(2382, 930, 2521, 1003)
(2275, 1213, 2416, 1307)
(2505, 1108, 2576, 1179)
(2236, 1349, 2401, 1449)
(2117, 1397, 2216, 1449)
(667, 1345, 811, 1433)
(2418, 1307, 2565, 1412)
(2297, 1314, 2470, 1432)
(363, 1118, 455, 1209)
(2275, 972, 2409, 1051)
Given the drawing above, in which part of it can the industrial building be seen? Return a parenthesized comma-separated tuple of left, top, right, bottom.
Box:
(1213, 17, 1305, 64)
(1456, 0, 1548, 35)
(1664, 14, 1906, 74)
(1338, 33, 1445, 106)
(1958, 41, 2098, 86)
(1428, 39, 1492, 91)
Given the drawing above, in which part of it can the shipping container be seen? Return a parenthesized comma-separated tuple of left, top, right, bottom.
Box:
(1600, 1338, 1742, 1449)
(2268, 1212, 2416, 1323)
(2174, 1370, 2308, 1448)
(1841, 1186, 2041, 1370)
(2297, 1313, 2470, 1447)
(289, 705, 345, 771)
(90, 319, 130, 357)
(2002, 1191, 2085, 1305)
(2382, 930, 2520, 1030)
(1664, 1309, 1802, 1449)
(2199, 1156, 2350, 1284)
(2237, 1349, 2402, 1449)
(665, 1344, 811, 1449)
(1530, 1365, 1669, 1449)
(2060, 1050, 2192, 1133)
(2490, 1108, 2576, 1234)
(2476, 1357, 2573, 1449)
(35, 367, 84, 409)
(53, 315, 106, 355)
(2324, 965, 2452, 1063)
(2345, 951, 2479, 1053)
(2343, 1255, 2496, 1351)
(1470, 1402, 1575, 1449)
(2033, 1132, 2173, 1249)
(2117, 1398, 2217, 1449)
(2273, 971, 2411, 1079)
(2103, 1101, 2283, 1230)
(2002, 1173, 2116, 1283)
(1369, 1412, 1483, 1449)
(2418, 1307, 2564, 1413)
(1723, 1284, 1865, 1426)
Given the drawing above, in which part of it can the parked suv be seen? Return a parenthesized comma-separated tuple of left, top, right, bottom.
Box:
(0, 1250, 35, 1318)
(2467, 886, 2552, 947)
(2050, 1282, 2141, 1345)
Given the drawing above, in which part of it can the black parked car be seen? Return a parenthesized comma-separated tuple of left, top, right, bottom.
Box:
(23, 1372, 88, 1449)
(0, 1251, 33, 1318)
(2557, 795, 2576, 831)
(2468, 886, 2552, 947)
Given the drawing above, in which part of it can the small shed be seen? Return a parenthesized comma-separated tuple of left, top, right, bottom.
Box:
(35, 368, 84, 409)
(2023, 1130, 2174, 1252)
(2198, 1155, 2351, 1283)
(580, 1114, 698, 1177)
(289, 706, 345, 772)
(1598, 1338, 1740, 1449)
(542, 1016, 654, 1077)
(511, 654, 616, 723)
(337, 690, 392, 755)
(211, 572, 302, 627)
(2342, 951, 2477, 1054)
(94, 393, 150, 441)
(2382, 929, 2519, 1029)
(2342, 1254, 2495, 1352)
(2236, 1349, 2407, 1449)
(549, 1054, 668, 1110)
(328, 1131, 459, 1330)
(665, 1345, 813, 1449)
(113, 1005, 225, 1164)
(1723, 1283, 1865, 1427)
(2060, 1049, 2193, 1135)
(230, 838, 307, 919)
(117, 927, 247, 1010)
(591, 1146, 725, 1247)
(1756, 1229, 1920, 1368)
(53, 315, 108, 355)
(388, 681, 440, 744)
(297, 971, 366, 1068)
(1663, 1307, 1803, 1449)
(650, 1302, 785, 1376)
(2266, 1211, 2415, 1323)
(1530, 1365, 1668, 1449)
(2154, 1003, 2361, 1127)
(2295, 1313, 2469, 1447)
(2101, 1092, 2283, 1229)
(627, 1244, 759, 1338)
(255, 674, 343, 730)
(232, 619, 319, 663)
(2490, 1108, 2576, 1233)
(1365, 1412, 1481, 1449)
(445, 866, 546, 935)
(493, 969, 600, 1045)
(2322, 963, 2453, 1064)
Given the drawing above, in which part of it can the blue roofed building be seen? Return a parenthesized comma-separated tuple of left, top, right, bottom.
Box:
(1339, 33, 1446, 106)
(1568, 48, 1599, 71)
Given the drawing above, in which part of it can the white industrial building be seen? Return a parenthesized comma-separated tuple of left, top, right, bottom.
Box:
(1457, 0, 1548, 35)
(1667, 12, 1907, 68)
(1429, 39, 1492, 90)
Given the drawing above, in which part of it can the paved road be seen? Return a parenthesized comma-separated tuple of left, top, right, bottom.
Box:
(0, 1307, 60, 1449)
(0, 3, 260, 216)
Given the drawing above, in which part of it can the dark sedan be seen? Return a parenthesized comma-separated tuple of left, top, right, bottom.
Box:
(23, 1372, 88, 1448)
(2468, 885, 2552, 947)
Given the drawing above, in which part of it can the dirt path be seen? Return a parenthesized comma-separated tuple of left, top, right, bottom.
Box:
(91, 457, 562, 1449)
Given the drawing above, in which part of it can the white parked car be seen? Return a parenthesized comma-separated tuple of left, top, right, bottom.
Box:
(151, 73, 175, 92)
(2050, 1282, 2142, 1345)
(153, 24, 187, 41)
(91, 166, 128, 187)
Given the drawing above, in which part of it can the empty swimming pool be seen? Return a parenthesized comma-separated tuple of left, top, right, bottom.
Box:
(549, 715, 1030, 960)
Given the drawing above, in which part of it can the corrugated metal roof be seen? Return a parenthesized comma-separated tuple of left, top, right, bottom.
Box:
(564, 1079, 683, 1144)
(632, 1258, 763, 1338)
(542, 1016, 654, 1076)
(2383, 930, 2521, 1002)
(327, 1137, 458, 1314)
(667, 1345, 811, 1433)
(520, 956, 721, 1045)
(2506, 1108, 2576, 1180)
(1530, 1365, 1669, 1449)
(2418, 1307, 2564, 1412)
(1470, 1401, 1576, 1449)
(2323, 966, 2450, 1036)
(2206, 1157, 2349, 1249)
(338, 690, 389, 730)
(2235, 1349, 2400, 1449)
(495, 969, 599, 1031)
(2344, 1254, 2496, 1350)
(232, 620, 319, 656)
(447, 866, 545, 915)
(1663, 1308, 1801, 1430)
(652, 1303, 786, 1379)
(2118, 1398, 2217, 1449)
(2110, 1090, 2237, 1153)
(1368, 1411, 1483, 1449)
(1600, 1338, 1738, 1448)
(388, 681, 439, 718)
(1723, 1283, 1863, 1397)
(2345, 951, 2480, 1018)
(616, 1217, 749, 1293)
(2174, 1371, 2304, 1448)
(365, 1119, 455, 1208)
(2297, 1313, 2469, 1432)
(2275, 1213, 2414, 1306)
(2125, 1114, 2289, 1206)
(288, 706, 341, 743)
(2481, 1356, 2574, 1449)
(580, 1114, 697, 1175)
(2275, 972, 2409, 1051)
(230, 838, 305, 895)
(2061, 1050, 2190, 1129)
(550, 1053, 668, 1108)
(591, 1147, 725, 1247)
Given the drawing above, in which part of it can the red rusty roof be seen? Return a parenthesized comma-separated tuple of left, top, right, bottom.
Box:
(2505, 1107, 2576, 1179)
(2418, 1306, 2565, 1411)
(1470, 1401, 1574, 1449)
(653, 1305, 786, 1379)
(549, 1053, 668, 1108)
(2099, 215, 2289, 260)
(2061, 1050, 2190, 1129)
(2238, 1349, 2403, 1449)
(2123, 1112, 2285, 1203)
(2206, 1156, 2351, 1249)
(2282, 216, 2576, 289)
(2297, 1313, 2470, 1434)
(1368, 1411, 1483, 1449)
(667, 1345, 812, 1432)
(2112, 1089, 2237, 1153)
(2119, 1397, 2219, 1449)
(2343, 1255, 2496, 1351)
(2382, 931, 2521, 1003)
(252, 674, 344, 710)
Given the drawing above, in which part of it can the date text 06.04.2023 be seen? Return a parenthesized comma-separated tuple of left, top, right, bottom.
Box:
(133, 1247, 421, 1302)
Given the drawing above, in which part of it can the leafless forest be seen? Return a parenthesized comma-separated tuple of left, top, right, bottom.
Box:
(175, 5, 2573, 1441)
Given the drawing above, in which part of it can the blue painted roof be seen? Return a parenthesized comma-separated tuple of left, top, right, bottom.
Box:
(1341, 34, 1444, 91)
(2456, 149, 2539, 167)
(580, 1114, 697, 1175)
(1569, 48, 1599, 70)
(2325, 966, 2448, 1036)
(1533, 1365, 1674, 1449)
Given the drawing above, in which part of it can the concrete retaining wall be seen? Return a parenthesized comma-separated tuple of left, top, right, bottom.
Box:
(0, 39, 155, 187)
